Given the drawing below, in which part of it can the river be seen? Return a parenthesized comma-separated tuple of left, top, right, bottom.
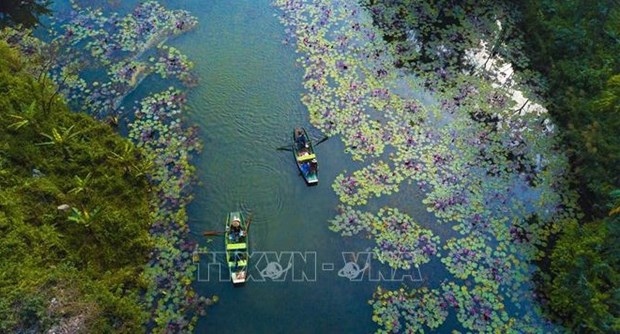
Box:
(176, 0, 406, 332)
(30, 0, 561, 332)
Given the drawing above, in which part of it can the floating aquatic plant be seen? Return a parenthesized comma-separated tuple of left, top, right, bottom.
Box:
(330, 206, 439, 269)
(442, 281, 510, 333)
(329, 204, 374, 236)
(333, 161, 402, 206)
(440, 236, 528, 292)
(369, 286, 448, 333)
(128, 88, 203, 331)
(3, 0, 198, 120)
(371, 207, 440, 269)
(150, 44, 198, 87)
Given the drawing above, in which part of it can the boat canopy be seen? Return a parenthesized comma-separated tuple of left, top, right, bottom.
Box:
(297, 153, 316, 162)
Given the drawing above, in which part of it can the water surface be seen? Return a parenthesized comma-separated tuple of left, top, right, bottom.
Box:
(176, 1, 402, 332)
(39, 0, 453, 332)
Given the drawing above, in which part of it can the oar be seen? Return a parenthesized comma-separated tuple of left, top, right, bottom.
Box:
(245, 212, 254, 234)
(203, 230, 225, 236)
(313, 135, 329, 146)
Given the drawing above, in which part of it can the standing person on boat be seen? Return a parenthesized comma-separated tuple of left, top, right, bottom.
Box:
(295, 128, 307, 149)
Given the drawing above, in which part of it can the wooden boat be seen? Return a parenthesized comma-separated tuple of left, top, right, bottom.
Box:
(225, 211, 248, 284)
(293, 127, 318, 185)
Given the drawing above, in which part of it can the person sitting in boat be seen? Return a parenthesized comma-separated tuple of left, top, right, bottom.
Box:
(298, 147, 309, 157)
(233, 250, 242, 269)
(301, 161, 310, 175)
(309, 159, 318, 173)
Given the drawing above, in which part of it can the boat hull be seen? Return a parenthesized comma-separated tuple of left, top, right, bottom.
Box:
(292, 127, 319, 185)
(225, 211, 248, 284)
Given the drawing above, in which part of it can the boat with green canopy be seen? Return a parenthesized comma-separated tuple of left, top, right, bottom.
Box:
(225, 211, 248, 284)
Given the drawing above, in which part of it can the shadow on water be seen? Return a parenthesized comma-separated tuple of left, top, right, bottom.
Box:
(0, 0, 52, 28)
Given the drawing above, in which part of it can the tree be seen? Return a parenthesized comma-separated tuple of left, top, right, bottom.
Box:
(548, 213, 619, 333)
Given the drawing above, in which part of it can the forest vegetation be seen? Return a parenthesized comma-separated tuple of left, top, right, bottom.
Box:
(0, 41, 153, 332)
(514, 1, 620, 332)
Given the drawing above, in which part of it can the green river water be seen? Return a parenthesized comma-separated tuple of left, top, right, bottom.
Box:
(172, 0, 437, 332)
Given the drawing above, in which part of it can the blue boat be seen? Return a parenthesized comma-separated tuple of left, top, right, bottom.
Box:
(292, 127, 318, 185)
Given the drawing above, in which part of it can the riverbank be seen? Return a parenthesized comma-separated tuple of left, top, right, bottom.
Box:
(2, 1, 213, 331)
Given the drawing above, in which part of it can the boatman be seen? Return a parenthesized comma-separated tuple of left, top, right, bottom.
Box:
(295, 128, 307, 149)
(231, 219, 241, 241)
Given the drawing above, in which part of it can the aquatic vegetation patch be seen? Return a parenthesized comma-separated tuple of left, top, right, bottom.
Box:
(150, 44, 198, 87)
(332, 161, 402, 206)
(372, 207, 440, 269)
(441, 235, 530, 294)
(369, 286, 448, 333)
(328, 205, 374, 237)
(441, 282, 509, 333)
(330, 206, 439, 269)
(3, 0, 197, 119)
(129, 88, 201, 211)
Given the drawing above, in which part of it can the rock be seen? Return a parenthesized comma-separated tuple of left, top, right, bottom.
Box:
(32, 168, 44, 178)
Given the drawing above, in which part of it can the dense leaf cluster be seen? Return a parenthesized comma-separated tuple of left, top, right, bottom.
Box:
(0, 41, 153, 333)
(513, 0, 620, 216)
(512, 2, 620, 332)
(547, 217, 619, 332)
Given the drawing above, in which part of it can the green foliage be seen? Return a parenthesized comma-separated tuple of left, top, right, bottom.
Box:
(547, 215, 620, 333)
(514, 0, 620, 216)
(512, 2, 620, 331)
(0, 41, 152, 332)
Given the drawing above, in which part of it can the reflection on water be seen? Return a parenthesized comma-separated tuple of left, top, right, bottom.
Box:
(0, 0, 52, 28)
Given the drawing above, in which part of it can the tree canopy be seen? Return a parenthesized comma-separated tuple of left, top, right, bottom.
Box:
(548, 215, 620, 332)
(512, 1, 620, 332)
(513, 0, 620, 216)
